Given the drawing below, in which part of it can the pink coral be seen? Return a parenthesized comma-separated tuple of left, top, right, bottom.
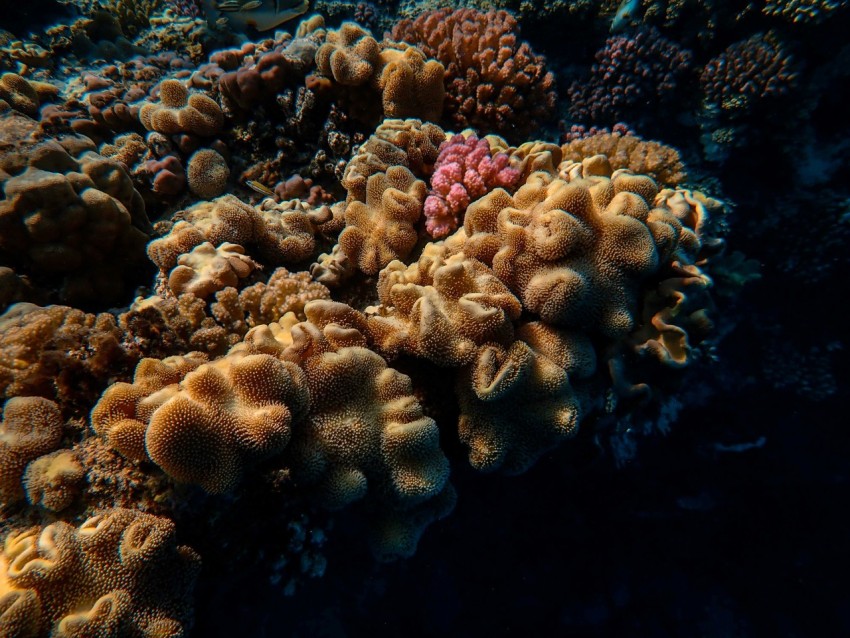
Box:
(424, 134, 519, 239)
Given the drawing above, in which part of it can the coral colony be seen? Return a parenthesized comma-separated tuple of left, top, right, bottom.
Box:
(0, 0, 847, 635)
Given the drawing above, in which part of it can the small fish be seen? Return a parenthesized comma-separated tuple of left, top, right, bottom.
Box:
(245, 180, 275, 196)
(215, 0, 242, 11)
(203, 0, 308, 31)
(611, 0, 640, 32)
(215, 16, 230, 27)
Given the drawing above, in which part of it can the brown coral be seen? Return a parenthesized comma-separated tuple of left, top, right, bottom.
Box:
(560, 133, 688, 187)
(342, 118, 445, 204)
(23, 449, 86, 511)
(167, 242, 259, 300)
(0, 508, 200, 637)
(0, 136, 151, 305)
(0, 303, 129, 414)
(315, 23, 445, 123)
(139, 79, 224, 137)
(273, 306, 453, 559)
(369, 245, 522, 366)
(148, 195, 322, 272)
(0, 396, 63, 505)
(186, 148, 229, 199)
(457, 322, 594, 474)
(455, 168, 690, 338)
(392, 8, 557, 140)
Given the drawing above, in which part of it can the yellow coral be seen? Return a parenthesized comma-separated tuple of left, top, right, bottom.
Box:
(139, 79, 224, 137)
(167, 242, 259, 299)
(0, 508, 200, 636)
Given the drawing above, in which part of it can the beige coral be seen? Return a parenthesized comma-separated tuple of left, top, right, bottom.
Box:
(186, 148, 230, 199)
(456, 169, 679, 338)
(0, 508, 200, 637)
(457, 322, 594, 474)
(0, 396, 63, 505)
(167, 242, 259, 299)
(369, 244, 522, 366)
(337, 166, 426, 275)
(23, 449, 86, 511)
(139, 79, 224, 137)
(315, 23, 446, 123)
(342, 118, 445, 204)
(275, 307, 453, 559)
(148, 195, 322, 272)
(0, 303, 127, 412)
(92, 349, 308, 493)
(235, 266, 330, 327)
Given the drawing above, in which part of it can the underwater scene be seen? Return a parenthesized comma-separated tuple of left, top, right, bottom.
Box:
(0, 0, 847, 635)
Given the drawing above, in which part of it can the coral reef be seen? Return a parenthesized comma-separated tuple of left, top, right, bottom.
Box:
(568, 27, 693, 128)
(391, 8, 557, 140)
(0, 508, 200, 637)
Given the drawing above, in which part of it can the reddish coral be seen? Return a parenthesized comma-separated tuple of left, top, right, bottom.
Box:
(700, 32, 798, 120)
(391, 8, 557, 140)
(568, 27, 693, 126)
(424, 134, 520, 239)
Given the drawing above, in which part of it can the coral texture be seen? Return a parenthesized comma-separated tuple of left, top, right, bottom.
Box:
(392, 8, 556, 140)
(424, 133, 520, 238)
(139, 79, 224, 137)
(568, 27, 693, 126)
(91, 349, 308, 492)
(0, 397, 64, 506)
(0, 508, 200, 637)
(0, 136, 151, 305)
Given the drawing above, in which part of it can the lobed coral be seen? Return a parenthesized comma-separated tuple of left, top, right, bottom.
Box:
(391, 8, 557, 140)
(139, 79, 224, 137)
(0, 397, 64, 506)
(0, 303, 129, 414)
(0, 508, 200, 637)
(92, 348, 308, 492)
(0, 136, 152, 305)
(315, 22, 446, 123)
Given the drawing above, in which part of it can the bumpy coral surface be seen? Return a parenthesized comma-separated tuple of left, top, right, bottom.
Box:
(424, 133, 520, 238)
(454, 167, 699, 338)
(0, 397, 64, 505)
(392, 8, 557, 139)
(0, 508, 200, 637)
(92, 348, 308, 492)
(0, 136, 151, 305)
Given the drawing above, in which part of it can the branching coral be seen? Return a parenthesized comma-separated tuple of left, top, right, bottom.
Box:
(0, 508, 200, 637)
(391, 8, 557, 140)
(568, 27, 693, 127)
(424, 133, 520, 238)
